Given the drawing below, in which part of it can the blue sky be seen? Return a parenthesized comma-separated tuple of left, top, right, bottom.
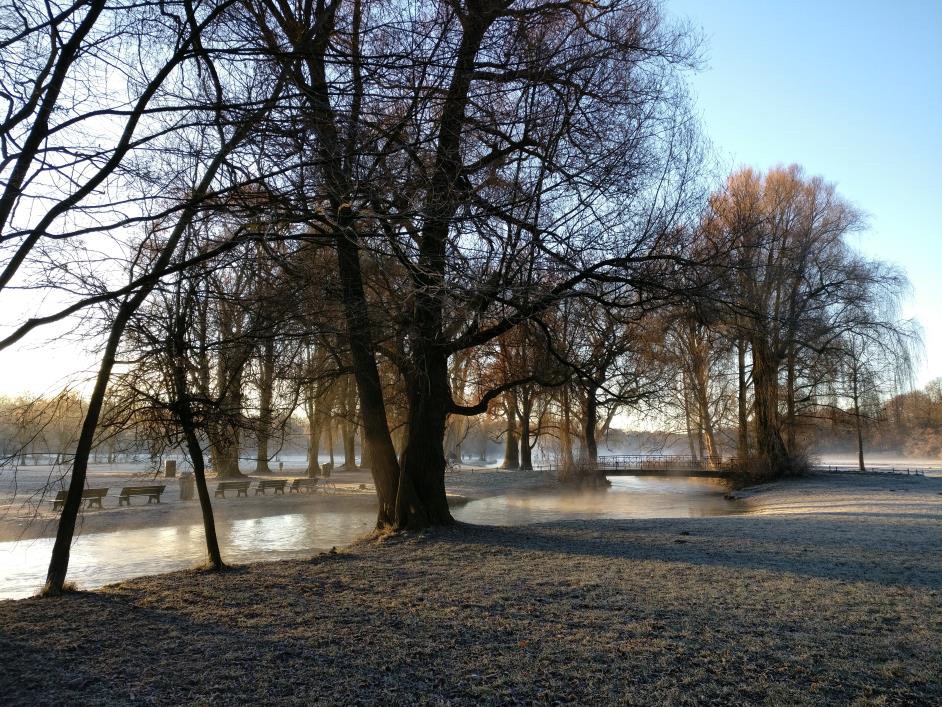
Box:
(669, 0, 942, 386)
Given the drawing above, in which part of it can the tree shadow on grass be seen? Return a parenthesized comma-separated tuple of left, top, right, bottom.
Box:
(439, 515, 942, 589)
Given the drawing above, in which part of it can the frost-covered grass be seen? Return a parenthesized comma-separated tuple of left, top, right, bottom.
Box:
(1, 474, 939, 706)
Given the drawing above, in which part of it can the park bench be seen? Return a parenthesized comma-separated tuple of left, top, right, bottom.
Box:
(118, 485, 166, 506)
(52, 488, 108, 511)
(289, 478, 319, 493)
(255, 479, 287, 495)
(214, 480, 251, 498)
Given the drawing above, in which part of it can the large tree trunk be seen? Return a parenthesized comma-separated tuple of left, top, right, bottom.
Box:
(582, 387, 599, 463)
(559, 386, 574, 470)
(751, 337, 789, 474)
(210, 426, 242, 478)
(502, 393, 519, 469)
(304, 386, 321, 477)
(851, 364, 866, 472)
(737, 338, 750, 459)
(359, 424, 372, 470)
(519, 433, 533, 471)
(519, 392, 533, 471)
(784, 343, 797, 455)
(306, 421, 322, 477)
(685, 323, 718, 465)
(342, 422, 356, 469)
(335, 227, 400, 525)
(681, 370, 699, 461)
(693, 366, 718, 465)
(396, 348, 453, 528)
(210, 318, 245, 478)
(326, 420, 335, 467)
(255, 338, 275, 473)
(341, 377, 358, 469)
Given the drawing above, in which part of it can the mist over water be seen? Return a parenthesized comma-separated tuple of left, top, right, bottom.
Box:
(0, 475, 744, 600)
(452, 476, 741, 525)
(0, 510, 378, 601)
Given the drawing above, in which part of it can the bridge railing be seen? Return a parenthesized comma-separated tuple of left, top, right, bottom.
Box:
(597, 454, 734, 472)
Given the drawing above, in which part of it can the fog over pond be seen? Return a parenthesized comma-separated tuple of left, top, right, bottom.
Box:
(0, 474, 744, 599)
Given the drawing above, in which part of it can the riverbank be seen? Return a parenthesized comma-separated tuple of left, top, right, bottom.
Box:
(0, 463, 555, 542)
(0, 471, 939, 704)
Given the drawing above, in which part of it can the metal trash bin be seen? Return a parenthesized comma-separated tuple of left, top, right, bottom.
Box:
(165, 459, 177, 478)
(179, 472, 195, 501)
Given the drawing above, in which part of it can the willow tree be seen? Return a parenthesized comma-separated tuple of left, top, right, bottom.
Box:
(702, 165, 915, 476)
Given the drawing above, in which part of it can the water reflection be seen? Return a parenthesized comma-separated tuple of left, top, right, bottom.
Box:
(0, 510, 377, 600)
(452, 475, 741, 525)
(1, 476, 741, 599)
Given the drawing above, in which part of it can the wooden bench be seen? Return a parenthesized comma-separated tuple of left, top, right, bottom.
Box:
(255, 479, 287, 495)
(52, 488, 108, 511)
(214, 480, 251, 498)
(118, 485, 166, 506)
(289, 478, 319, 493)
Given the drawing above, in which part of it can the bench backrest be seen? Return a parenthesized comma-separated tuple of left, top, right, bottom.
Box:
(120, 485, 166, 495)
(259, 479, 285, 487)
(218, 480, 250, 488)
(52, 488, 108, 501)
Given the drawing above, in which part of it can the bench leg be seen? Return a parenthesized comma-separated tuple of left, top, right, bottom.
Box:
(119, 497, 128, 507)
(238, 489, 247, 497)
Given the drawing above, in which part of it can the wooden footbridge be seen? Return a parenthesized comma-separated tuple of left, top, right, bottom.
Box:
(591, 454, 736, 478)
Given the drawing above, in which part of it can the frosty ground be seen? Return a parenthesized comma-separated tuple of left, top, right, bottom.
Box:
(0, 470, 939, 705)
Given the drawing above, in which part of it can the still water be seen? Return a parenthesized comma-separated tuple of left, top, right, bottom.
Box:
(0, 476, 741, 600)
(453, 476, 741, 525)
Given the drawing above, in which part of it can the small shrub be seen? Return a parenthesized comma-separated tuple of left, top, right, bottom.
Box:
(38, 580, 79, 598)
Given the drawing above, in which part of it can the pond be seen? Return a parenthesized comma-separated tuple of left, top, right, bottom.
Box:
(452, 475, 743, 525)
(0, 475, 743, 600)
